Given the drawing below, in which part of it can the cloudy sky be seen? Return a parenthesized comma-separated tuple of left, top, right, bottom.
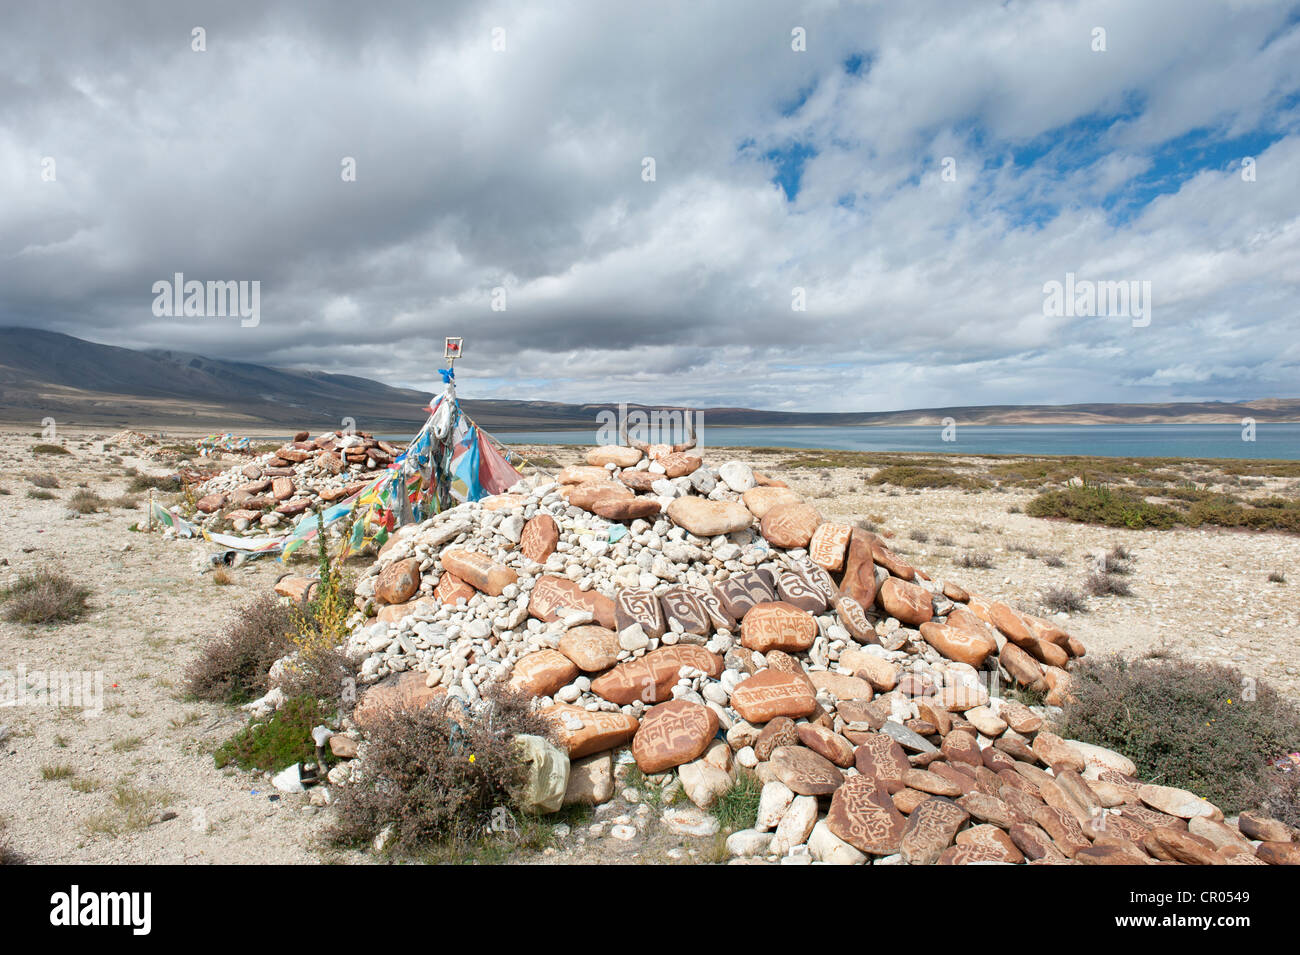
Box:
(3, 0, 1299, 411)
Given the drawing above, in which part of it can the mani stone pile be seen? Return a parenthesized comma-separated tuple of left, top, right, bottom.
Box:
(190, 429, 404, 534)
(331, 443, 1298, 865)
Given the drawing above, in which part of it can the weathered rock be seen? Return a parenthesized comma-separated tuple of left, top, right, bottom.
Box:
(835, 528, 879, 609)
(740, 486, 802, 519)
(1138, 783, 1222, 821)
(519, 514, 560, 563)
(730, 669, 818, 723)
(754, 716, 801, 761)
(808, 521, 852, 572)
(1032, 732, 1088, 773)
(1238, 811, 1295, 843)
(587, 445, 643, 468)
(440, 550, 518, 596)
(715, 570, 776, 621)
(877, 577, 933, 627)
(796, 723, 856, 767)
(558, 626, 621, 672)
(839, 649, 899, 691)
(900, 798, 969, 865)
(564, 752, 615, 805)
(666, 497, 753, 536)
(659, 586, 713, 636)
(770, 745, 845, 796)
(590, 645, 723, 705)
(508, 649, 580, 697)
(1143, 826, 1221, 865)
(432, 571, 475, 606)
(919, 620, 995, 667)
(679, 758, 733, 809)
(632, 700, 718, 773)
(542, 704, 640, 758)
(375, 557, 421, 604)
(827, 774, 907, 855)
(809, 819, 869, 864)
(999, 641, 1045, 686)
(557, 465, 612, 485)
(740, 601, 817, 653)
(1256, 842, 1300, 865)
(593, 497, 663, 521)
(807, 671, 873, 701)
(528, 575, 617, 629)
(615, 587, 667, 640)
(759, 502, 822, 549)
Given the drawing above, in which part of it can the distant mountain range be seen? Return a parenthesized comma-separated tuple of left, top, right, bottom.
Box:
(3, 327, 1297, 434)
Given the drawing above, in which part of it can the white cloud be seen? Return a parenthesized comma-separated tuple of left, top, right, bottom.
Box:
(1, 0, 1298, 411)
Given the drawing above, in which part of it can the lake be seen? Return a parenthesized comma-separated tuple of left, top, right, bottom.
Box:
(477, 423, 1300, 460)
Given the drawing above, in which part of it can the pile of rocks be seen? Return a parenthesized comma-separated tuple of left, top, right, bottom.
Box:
(315, 442, 1298, 865)
(191, 429, 404, 533)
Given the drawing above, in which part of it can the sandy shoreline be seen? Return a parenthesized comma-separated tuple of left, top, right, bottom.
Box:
(1, 427, 1297, 864)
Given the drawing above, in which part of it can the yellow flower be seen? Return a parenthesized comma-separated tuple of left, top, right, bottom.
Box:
(468, 754, 476, 764)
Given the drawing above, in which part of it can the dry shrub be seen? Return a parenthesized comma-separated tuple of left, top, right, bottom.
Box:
(67, 489, 106, 514)
(28, 474, 59, 489)
(1042, 586, 1086, 614)
(0, 840, 25, 865)
(275, 644, 356, 709)
(274, 525, 357, 707)
(1085, 570, 1132, 597)
(958, 551, 994, 569)
(332, 685, 555, 855)
(1062, 655, 1300, 814)
(0, 569, 92, 624)
(184, 594, 294, 704)
(1240, 766, 1300, 830)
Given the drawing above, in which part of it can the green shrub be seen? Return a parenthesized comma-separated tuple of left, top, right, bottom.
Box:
(0, 569, 92, 624)
(869, 466, 988, 490)
(184, 594, 295, 704)
(331, 685, 555, 855)
(1027, 485, 1181, 529)
(214, 695, 337, 773)
(127, 474, 182, 493)
(1061, 656, 1300, 814)
(31, 444, 70, 455)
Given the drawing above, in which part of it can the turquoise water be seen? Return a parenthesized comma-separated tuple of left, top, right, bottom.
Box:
(480, 423, 1300, 459)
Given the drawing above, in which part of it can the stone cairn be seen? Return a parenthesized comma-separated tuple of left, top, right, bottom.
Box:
(191, 429, 404, 534)
(309, 441, 1297, 865)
